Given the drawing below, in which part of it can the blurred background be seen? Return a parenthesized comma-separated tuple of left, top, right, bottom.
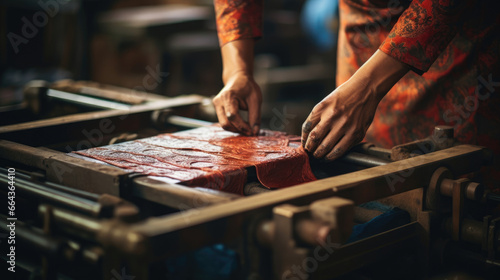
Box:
(0, 0, 339, 135)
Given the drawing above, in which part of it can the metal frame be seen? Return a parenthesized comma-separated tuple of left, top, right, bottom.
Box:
(2, 143, 486, 278)
(0, 93, 495, 279)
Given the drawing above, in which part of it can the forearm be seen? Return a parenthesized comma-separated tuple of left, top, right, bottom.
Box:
(301, 50, 410, 160)
(345, 50, 410, 102)
(221, 39, 255, 84)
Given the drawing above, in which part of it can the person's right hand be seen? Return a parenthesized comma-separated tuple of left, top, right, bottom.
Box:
(213, 39, 261, 136)
(213, 72, 262, 136)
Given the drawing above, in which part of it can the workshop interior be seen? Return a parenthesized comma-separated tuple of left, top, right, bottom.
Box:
(1, 0, 499, 279)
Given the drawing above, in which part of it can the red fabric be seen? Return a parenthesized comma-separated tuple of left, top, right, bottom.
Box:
(214, 0, 264, 46)
(215, 0, 500, 189)
(75, 126, 316, 194)
(379, 0, 468, 73)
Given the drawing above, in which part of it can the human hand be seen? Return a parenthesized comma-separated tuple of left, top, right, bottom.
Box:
(301, 81, 379, 161)
(213, 72, 262, 136)
(301, 50, 410, 160)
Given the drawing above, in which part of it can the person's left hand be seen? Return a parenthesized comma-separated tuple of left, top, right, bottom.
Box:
(301, 80, 379, 161)
(301, 50, 410, 160)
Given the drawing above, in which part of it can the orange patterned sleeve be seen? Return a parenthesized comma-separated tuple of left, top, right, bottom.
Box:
(379, 0, 470, 74)
(214, 0, 264, 46)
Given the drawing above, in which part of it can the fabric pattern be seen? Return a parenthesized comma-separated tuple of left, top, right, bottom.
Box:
(337, 0, 500, 187)
(214, 0, 264, 46)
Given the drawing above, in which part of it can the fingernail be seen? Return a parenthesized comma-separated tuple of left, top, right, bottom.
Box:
(305, 138, 315, 151)
(253, 125, 259, 136)
(302, 121, 312, 133)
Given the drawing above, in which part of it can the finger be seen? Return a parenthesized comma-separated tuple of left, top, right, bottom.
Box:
(247, 96, 262, 135)
(301, 111, 322, 148)
(304, 119, 333, 154)
(313, 127, 344, 159)
(214, 100, 238, 132)
(325, 132, 359, 161)
(225, 98, 252, 135)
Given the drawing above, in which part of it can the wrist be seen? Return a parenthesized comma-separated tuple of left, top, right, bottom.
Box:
(349, 50, 410, 101)
(223, 69, 254, 85)
(221, 39, 255, 84)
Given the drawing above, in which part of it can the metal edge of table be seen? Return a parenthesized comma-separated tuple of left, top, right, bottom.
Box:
(126, 145, 486, 259)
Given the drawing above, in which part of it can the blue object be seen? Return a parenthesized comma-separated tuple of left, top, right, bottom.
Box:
(347, 203, 411, 243)
(301, 0, 339, 50)
(166, 243, 239, 280)
(166, 202, 409, 278)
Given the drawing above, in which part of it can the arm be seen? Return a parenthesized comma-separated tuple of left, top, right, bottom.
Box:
(380, 0, 470, 73)
(302, 50, 409, 160)
(302, 0, 471, 160)
(213, 0, 264, 135)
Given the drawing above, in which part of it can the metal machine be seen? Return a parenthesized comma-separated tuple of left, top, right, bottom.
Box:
(1, 81, 499, 279)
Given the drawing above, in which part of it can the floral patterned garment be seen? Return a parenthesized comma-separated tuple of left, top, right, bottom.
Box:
(214, 0, 500, 189)
(214, 0, 264, 46)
